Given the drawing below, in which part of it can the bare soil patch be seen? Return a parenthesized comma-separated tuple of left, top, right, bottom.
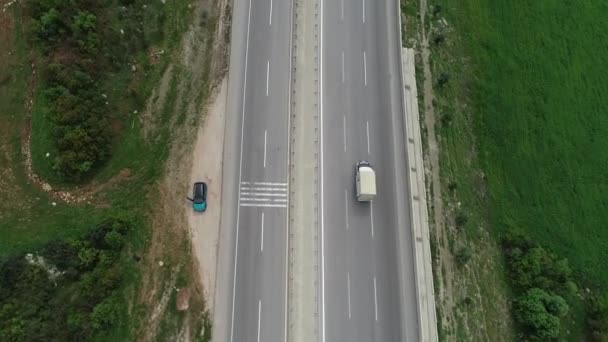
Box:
(188, 77, 226, 313)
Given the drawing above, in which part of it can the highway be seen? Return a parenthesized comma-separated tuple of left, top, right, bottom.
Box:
(215, 0, 421, 341)
(219, 0, 293, 340)
(320, 0, 420, 340)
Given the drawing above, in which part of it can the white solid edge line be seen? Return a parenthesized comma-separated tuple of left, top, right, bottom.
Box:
(230, 0, 252, 340)
(240, 203, 287, 208)
(373, 277, 378, 321)
(264, 130, 268, 168)
(320, 0, 326, 338)
(366, 121, 370, 155)
(266, 60, 270, 96)
(257, 300, 262, 342)
(269, 0, 273, 26)
(347, 273, 351, 319)
(363, 50, 367, 86)
(340, 0, 344, 22)
(261, 212, 264, 252)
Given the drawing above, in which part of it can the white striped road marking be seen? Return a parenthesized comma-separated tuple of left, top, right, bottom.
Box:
(257, 300, 262, 342)
(362, 0, 366, 23)
(260, 212, 264, 251)
(370, 201, 374, 237)
(241, 198, 272, 202)
(241, 181, 288, 186)
(240, 180, 288, 208)
(345, 189, 349, 230)
(341, 51, 345, 84)
(343, 115, 347, 152)
(373, 277, 378, 321)
(241, 192, 287, 197)
(363, 51, 367, 86)
(266, 61, 270, 96)
(241, 203, 287, 208)
(264, 130, 268, 168)
(347, 273, 351, 319)
(241, 187, 288, 192)
(269, 0, 273, 25)
(366, 121, 370, 155)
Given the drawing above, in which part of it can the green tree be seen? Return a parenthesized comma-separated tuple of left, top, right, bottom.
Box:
(515, 288, 569, 340)
(36, 8, 64, 42)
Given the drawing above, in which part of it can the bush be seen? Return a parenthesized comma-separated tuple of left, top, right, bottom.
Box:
(455, 211, 468, 228)
(455, 246, 472, 265)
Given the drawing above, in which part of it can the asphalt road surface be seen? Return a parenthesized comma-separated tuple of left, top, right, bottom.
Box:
(320, 0, 420, 340)
(222, 0, 293, 341)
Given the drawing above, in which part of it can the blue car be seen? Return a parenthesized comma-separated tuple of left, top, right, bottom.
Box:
(187, 182, 207, 212)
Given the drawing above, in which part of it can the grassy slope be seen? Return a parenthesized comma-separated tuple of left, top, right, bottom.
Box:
(0, 0, 190, 255)
(0, 0, 209, 340)
(453, 0, 608, 287)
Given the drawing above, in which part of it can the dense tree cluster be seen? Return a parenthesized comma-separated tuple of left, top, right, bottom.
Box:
(0, 219, 131, 340)
(502, 231, 574, 340)
(27, 0, 112, 179)
(25, 0, 144, 179)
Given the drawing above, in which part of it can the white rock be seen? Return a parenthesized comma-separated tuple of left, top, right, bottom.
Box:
(159, 261, 164, 266)
(45, 152, 50, 157)
(51, 202, 56, 206)
(120, 29, 125, 35)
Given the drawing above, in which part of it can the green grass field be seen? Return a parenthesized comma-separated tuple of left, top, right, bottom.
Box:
(437, 0, 608, 287)
(424, 0, 608, 338)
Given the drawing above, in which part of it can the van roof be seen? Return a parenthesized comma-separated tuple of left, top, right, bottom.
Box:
(359, 166, 377, 195)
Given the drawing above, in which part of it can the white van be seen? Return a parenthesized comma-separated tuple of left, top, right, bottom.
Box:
(355, 161, 377, 201)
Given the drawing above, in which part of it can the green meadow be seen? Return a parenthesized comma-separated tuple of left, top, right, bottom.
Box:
(441, 0, 608, 287)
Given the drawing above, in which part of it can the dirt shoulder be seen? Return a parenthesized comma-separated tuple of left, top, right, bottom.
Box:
(188, 77, 227, 313)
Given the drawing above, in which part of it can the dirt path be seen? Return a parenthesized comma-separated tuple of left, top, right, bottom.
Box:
(188, 77, 227, 313)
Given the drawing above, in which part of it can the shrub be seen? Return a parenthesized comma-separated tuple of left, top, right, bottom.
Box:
(455, 246, 472, 265)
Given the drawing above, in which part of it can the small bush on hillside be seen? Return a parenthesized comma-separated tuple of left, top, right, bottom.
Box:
(455, 246, 472, 266)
